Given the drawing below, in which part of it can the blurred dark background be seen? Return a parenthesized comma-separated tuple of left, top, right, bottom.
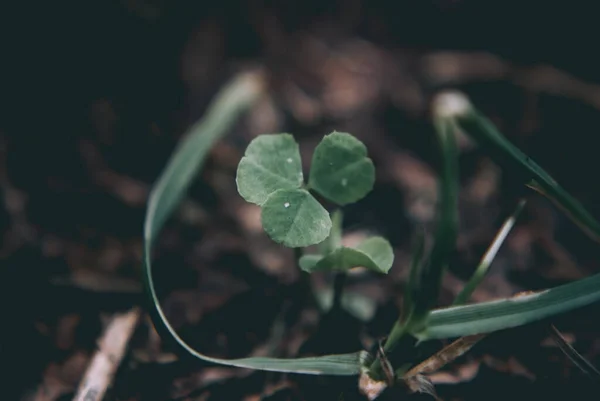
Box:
(2, 1, 600, 400)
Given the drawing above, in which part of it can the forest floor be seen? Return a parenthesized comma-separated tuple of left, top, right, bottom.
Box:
(3, 2, 600, 400)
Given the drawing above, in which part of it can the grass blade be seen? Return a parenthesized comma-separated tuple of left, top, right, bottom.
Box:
(412, 118, 460, 320)
(414, 272, 600, 340)
(403, 227, 427, 322)
(433, 91, 600, 243)
(550, 324, 600, 379)
(453, 199, 526, 306)
(143, 70, 365, 375)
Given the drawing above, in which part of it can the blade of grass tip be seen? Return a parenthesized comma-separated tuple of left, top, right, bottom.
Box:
(143, 70, 366, 375)
(550, 324, 600, 379)
(453, 199, 527, 306)
(414, 272, 600, 340)
(433, 91, 600, 244)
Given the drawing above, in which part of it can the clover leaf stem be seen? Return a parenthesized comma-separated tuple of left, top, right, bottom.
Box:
(319, 209, 347, 310)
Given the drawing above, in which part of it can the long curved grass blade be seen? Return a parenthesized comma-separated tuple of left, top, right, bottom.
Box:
(146, 71, 262, 239)
(433, 91, 600, 243)
(414, 272, 600, 340)
(453, 199, 526, 306)
(143, 70, 365, 376)
(550, 324, 600, 379)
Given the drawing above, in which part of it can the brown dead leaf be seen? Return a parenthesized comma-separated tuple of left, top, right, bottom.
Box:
(171, 367, 246, 399)
(247, 95, 283, 138)
(464, 159, 499, 204)
(51, 269, 141, 294)
(421, 52, 509, 86)
(404, 334, 486, 389)
(236, 203, 263, 234)
(243, 380, 295, 401)
(284, 36, 388, 120)
(283, 82, 323, 123)
(482, 355, 536, 381)
(33, 351, 89, 401)
(164, 268, 249, 327)
(429, 361, 480, 385)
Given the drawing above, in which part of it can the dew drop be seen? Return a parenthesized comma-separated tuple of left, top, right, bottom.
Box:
(341, 178, 348, 187)
(286, 158, 293, 163)
(284, 202, 290, 208)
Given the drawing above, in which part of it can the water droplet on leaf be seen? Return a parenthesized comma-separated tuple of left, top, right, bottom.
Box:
(287, 158, 293, 163)
(284, 202, 290, 208)
(341, 178, 348, 186)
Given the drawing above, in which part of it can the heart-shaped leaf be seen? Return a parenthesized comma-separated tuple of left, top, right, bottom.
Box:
(261, 188, 331, 247)
(236, 133, 303, 205)
(308, 132, 375, 205)
(299, 236, 394, 274)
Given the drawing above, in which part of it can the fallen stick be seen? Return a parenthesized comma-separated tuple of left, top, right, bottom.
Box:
(72, 307, 141, 401)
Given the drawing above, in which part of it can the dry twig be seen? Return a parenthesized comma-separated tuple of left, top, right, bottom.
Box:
(72, 307, 141, 401)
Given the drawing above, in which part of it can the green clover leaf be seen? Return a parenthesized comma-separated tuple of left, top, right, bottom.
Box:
(308, 132, 375, 205)
(236, 133, 303, 205)
(261, 189, 332, 248)
(299, 236, 394, 274)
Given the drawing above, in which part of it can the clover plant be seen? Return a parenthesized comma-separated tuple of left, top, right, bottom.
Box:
(235, 131, 393, 275)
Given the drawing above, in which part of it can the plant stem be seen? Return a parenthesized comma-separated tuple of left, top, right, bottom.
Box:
(368, 321, 408, 380)
(326, 209, 346, 311)
(332, 272, 347, 310)
(320, 209, 343, 255)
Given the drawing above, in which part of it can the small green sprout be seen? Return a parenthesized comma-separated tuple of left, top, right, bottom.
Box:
(235, 131, 394, 275)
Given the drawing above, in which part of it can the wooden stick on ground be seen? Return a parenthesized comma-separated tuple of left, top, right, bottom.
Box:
(72, 307, 141, 401)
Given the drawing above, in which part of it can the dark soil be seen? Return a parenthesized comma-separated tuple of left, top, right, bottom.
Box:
(2, 1, 600, 400)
